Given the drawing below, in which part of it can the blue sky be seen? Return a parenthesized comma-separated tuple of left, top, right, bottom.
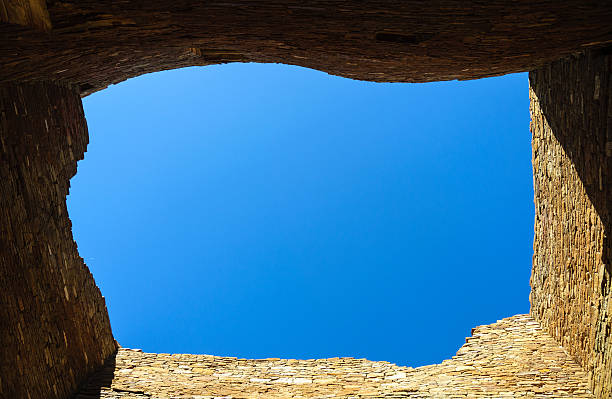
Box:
(69, 63, 532, 367)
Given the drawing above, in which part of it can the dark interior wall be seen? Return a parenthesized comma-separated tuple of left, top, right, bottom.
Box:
(1, 1, 612, 95)
(0, 82, 116, 399)
(530, 50, 612, 398)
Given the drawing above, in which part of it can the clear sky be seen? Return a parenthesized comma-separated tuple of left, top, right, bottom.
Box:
(69, 63, 532, 368)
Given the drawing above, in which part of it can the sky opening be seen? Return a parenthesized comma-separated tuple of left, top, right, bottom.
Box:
(69, 63, 532, 367)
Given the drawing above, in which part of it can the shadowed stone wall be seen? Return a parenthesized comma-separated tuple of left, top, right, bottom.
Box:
(0, 0, 51, 31)
(1, 1, 612, 95)
(0, 82, 116, 399)
(530, 49, 612, 398)
(2, 3, 612, 398)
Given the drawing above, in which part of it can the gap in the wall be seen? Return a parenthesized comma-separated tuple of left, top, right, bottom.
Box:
(67, 63, 532, 368)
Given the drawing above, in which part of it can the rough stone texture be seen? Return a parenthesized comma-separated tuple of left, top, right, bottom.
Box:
(0, 82, 116, 399)
(76, 315, 593, 399)
(0, 0, 51, 31)
(1, 2, 612, 95)
(2, 3, 612, 399)
(530, 49, 612, 398)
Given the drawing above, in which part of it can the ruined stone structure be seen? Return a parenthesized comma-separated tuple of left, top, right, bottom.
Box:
(530, 50, 612, 398)
(75, 316, 594, 398)
(1, 1, 611, 398)
(0, 82, 116, 399)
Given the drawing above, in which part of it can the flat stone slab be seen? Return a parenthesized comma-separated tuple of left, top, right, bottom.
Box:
(76, 314, 593, 398)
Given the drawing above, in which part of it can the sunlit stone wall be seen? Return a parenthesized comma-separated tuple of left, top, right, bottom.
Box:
(530, 49, 612, 398)
(77, 315, 593, 398)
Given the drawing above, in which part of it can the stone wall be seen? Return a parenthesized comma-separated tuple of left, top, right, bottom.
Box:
(2, 5, 612, 398)
(530, 49, 612, 398)
(76, 315, 593, 398)
(0, 0, 51, 31)
(1, 1, 612, 95)
(0, 82, 116, 399)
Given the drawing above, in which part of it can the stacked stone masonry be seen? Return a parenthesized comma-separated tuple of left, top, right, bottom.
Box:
(2, 3, 612, 399)
(1, 2, 612, 94)
(0, 82, 116, 399)
(76, 315, 593, 399)
(0, 0, 51, 31)
(529, 49, 612, 398)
